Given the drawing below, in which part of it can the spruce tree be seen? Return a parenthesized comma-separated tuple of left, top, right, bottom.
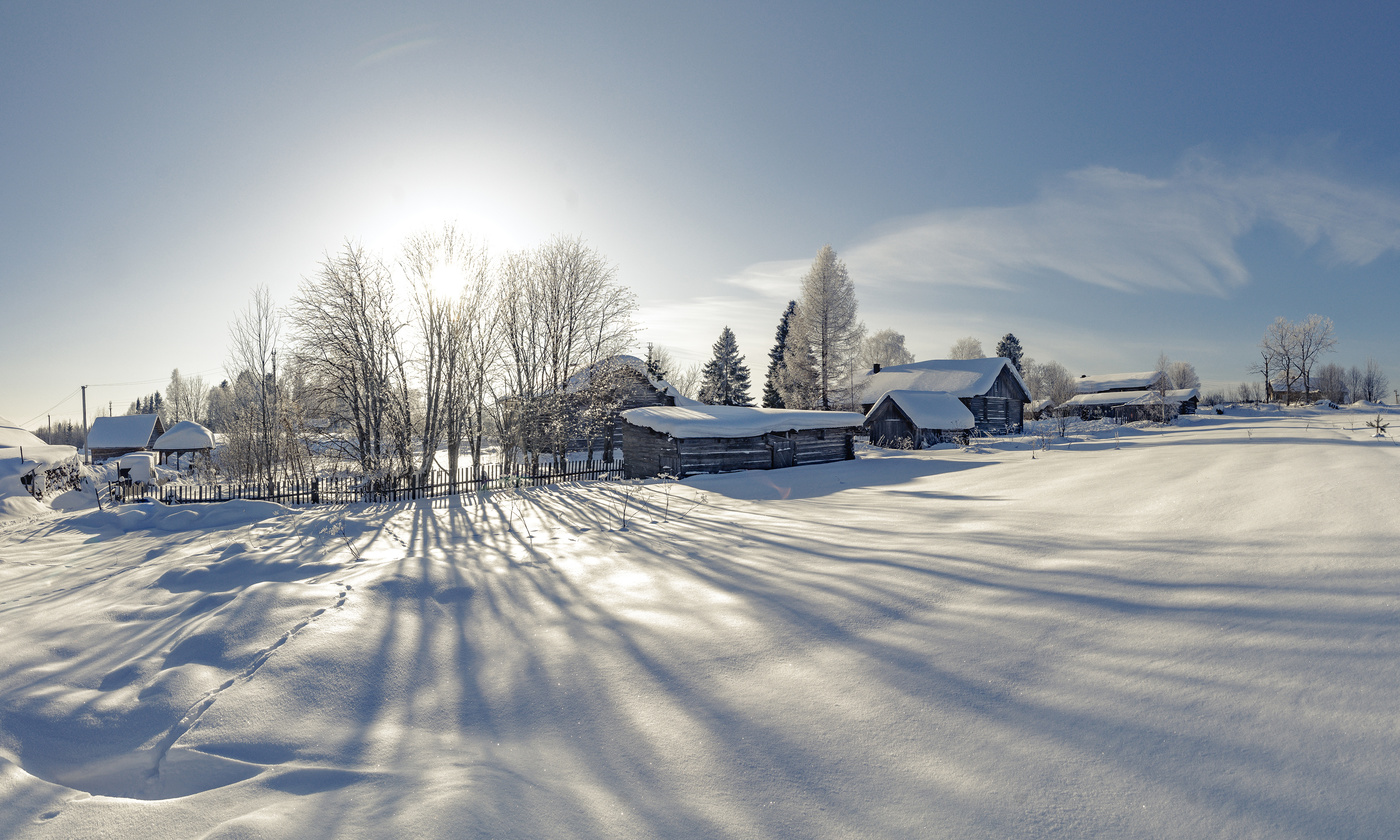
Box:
(698, 326, 753, 406)
(644, 342, 668, 381)
(763, 301, 797, 408)
(995, 333, 1024, 373)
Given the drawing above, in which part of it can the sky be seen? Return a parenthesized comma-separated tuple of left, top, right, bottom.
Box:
(5, 1, 1400, 427)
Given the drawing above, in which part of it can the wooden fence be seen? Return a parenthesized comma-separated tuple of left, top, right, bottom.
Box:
(106, 459, 626, 507)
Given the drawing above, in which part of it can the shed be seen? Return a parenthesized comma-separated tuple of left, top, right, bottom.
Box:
(563, 355, 680, 458)
(620, 405, 863, 478)
(865, 390, 975, 449)
(87, 414, 165, 462)
(857, 358, 1031, 434)
(153, 420, 215, 467)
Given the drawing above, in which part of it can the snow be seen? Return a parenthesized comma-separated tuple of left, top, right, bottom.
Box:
(0, 415, 45, 449)
(86, 415, 159, 450)
(622, 404, 865, 437)
(1075, 370, 1163, 393)
(1, 404, 1400, 838)
(153, 420, 215, 451)
(857, 357, 1030, 405)
(867, 389, 975, 429)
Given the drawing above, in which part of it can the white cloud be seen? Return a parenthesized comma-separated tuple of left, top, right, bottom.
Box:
(722, 154, 1400, 299)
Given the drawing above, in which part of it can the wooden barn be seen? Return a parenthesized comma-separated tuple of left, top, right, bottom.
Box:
(620, 405, 864, 479)
(86, 414, 165, 462)
(865, 390, 975, 449)
(1075, 371, 1164, 394)
(562, 355, 678, 458)
(857, 357, 1031, 434)
(1060, 388, 1200, 421)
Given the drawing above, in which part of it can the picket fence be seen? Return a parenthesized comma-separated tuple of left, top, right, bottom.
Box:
(106, 459, 626, 507)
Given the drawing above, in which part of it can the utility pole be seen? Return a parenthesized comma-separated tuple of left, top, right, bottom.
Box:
(81, 385, 88, 464)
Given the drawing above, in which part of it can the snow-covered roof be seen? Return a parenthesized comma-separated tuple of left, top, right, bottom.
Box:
(1062, 388, 1199, 407)
(564, 355, 649, 392)
(0, 416, 44, 449)
(87, 415, 160, 449)
(867, 390, 975, 430)
(858, 358, 1029, 405)
(1076, 371, 1163, 394)
(1029, 398, 1054, 412)
(622, 405, 864, 438)
(154, 420, 215, 451)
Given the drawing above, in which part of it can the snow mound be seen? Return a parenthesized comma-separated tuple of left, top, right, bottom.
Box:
(69, 499, 290, 533)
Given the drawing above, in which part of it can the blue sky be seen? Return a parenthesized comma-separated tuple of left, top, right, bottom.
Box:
(6, 2, 1400, 425)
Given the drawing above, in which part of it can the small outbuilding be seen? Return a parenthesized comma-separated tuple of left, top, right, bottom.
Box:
(87, 414, 165, 462)
(153, 420, 216, 468)
(864, 390, 975, 449)
(620, 405, 864, 478)
(1060, 388, 1200, 421)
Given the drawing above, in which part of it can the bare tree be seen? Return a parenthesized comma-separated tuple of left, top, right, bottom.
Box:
(785, 245, 860, 410)
(289, 241, 414, 477)
(1345, 365, 1365, 404)
(669, 362, 703, 400)
(1362, 357, 1390, 403)
(402, 226, 497, 480)
(1164, 361, 1200, 390)
(1257, 318, 1299, 402)
(1025, 360, 1077, 405)
(1314, 362, 1347, 403)
(860, 328, 915, 370)
(496, 235, 635, 464)
(225, 286, 282, 481)
(1294, 314, 1337, 398)
(948, 336, 985, 360)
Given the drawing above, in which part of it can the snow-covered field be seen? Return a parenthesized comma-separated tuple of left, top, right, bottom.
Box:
(2, 406, 1399, 839)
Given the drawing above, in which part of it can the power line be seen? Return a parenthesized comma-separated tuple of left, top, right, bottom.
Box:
(19, 389, 80, 428)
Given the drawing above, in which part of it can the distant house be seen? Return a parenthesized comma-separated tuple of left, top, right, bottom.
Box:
(153, 420, 215, 468)
(87, 415, 165, 462)
(857, 358, 1031, 434)
(1060, 388, 1200, 421)
(1076, 371, 1164, 394)
(1028, 398, 1055, 420)
(864, 390, 975, 449)
(620, 405, 863, 478)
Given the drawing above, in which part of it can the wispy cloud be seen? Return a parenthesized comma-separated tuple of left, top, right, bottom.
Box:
(357, 26, 440, 68)
(725, 153, 1400, 298)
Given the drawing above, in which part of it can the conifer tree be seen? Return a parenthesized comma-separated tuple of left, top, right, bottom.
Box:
(763, 301, 797, 408)
(785, 245, 860, 410)
(698, 326, 753, 406)
(995, 333, 1024, 373)
(644, 342, 669, 382)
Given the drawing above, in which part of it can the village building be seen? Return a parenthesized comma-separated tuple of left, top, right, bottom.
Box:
(153, 420, 216, 468)
(856, 357, 1031, 434)
(86, 414, 165, 462)
(1059, 388, 1200, 421)
(864, 390, 975, 449)
(1075, 371, 1165, 394)
(562, 355, 680, 459)
(620, 405, 863, 478)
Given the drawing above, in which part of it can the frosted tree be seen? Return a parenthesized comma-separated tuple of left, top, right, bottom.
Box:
(698, 326, 753, 406)
(948, 337, 984, 360)
(1025, 360, 1076, 405)
(994, 334, 1024, 372)
(785, 246, 860, 410)
(763, 301, 797, 408)
(861, 328, 915, 370)
(1362, 357, 1389, 403)
(1165, 361, 1199, 390)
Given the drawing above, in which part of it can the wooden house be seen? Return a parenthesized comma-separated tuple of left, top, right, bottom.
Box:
(87, 414, 165, 462)
(864, 390, 975, 449)
(620, 405, 863, 479)
(857, 358, 1031, 434)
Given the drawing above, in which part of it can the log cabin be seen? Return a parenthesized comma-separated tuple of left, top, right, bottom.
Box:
(857, 358, 1030, 434)
(620, 405, 863, 478)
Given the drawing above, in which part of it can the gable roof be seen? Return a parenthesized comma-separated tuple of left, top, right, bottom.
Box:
(0, 416, 45, 449)
(87, 415, 161, 449)
(868, 390, 976, 430)
(1076, 371, 1163, 393)
(154, 420, 215, 451)
(857, 357, 1030, 405)
(622, 405, 864, 438)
